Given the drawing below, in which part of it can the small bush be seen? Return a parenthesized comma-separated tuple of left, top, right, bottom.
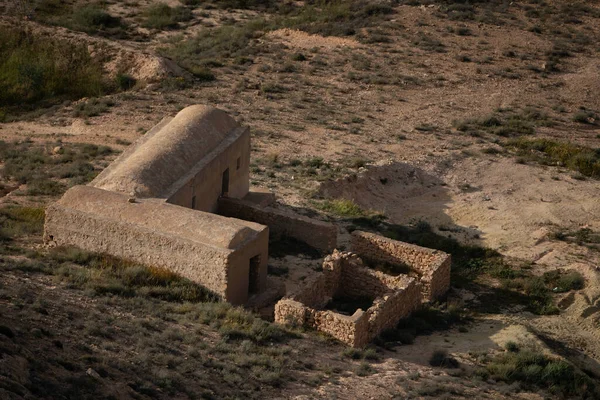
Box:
(505, 341, 520, 353)
(69, 5, 124, 34)
(116, 74, 137, 91)
(483, 348, 599, 397)
(429, 349, 459, 368)
(317, 199, 365, 217)
(143, 3, 192, 30)
(0, 27, 107, 112)
(572, 110, 598, 125)
(356, 362, 375, 376)
(555, 271, 585, 292)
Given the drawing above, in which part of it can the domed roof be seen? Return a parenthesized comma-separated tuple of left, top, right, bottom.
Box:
(91, 105, 244, 198)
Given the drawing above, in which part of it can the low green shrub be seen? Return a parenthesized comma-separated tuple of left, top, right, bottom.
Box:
(482, 347, 599, 398)
(504, 138, 600, 179)
(429, 349, 459, 368)
(143, 3, 192, 30)
(316, 199, 366, 217)
(0, 27, 107, 113)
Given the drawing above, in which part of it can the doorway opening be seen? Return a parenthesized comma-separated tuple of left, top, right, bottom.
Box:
(221, 168, 229, 196)
(248, 255, 260, 296)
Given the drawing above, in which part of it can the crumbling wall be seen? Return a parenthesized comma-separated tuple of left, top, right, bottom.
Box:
(312, 309, 370, 348)
(218, 197, 337, 252)
(275, 250, 424, 347)
(350, 231, 451, 302)
(366, 279, 421, 337)
(337, 253, 391, 299)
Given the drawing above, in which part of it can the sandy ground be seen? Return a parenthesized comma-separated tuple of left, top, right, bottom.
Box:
(2, 1, 600, 398)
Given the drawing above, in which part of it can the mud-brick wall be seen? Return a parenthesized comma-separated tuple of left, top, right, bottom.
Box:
(218, 197, 337, 252)
(350, 231, 451, 302)
(45, 204, 232, 301)
(366, 279, 422, 338)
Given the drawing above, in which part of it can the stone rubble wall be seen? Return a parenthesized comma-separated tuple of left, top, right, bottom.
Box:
(310, 309, 370, 348)
(350, 231, 451, 302)
(338, 253, 396, 299)
(285, 252, 342, 308)
(274, 250, 424, 347)
(218, 197, 337, 252)
(366, 279, 421, 337)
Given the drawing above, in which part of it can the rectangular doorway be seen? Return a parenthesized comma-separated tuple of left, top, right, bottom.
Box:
(248, 255, 260, 296)
(221, 168, 229, 196)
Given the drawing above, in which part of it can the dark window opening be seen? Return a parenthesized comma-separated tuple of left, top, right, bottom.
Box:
(191, 196, 196, 209)
(236, 157, 241, 170)
(249, 255, 260, 295)
(221, 168, 229, 196)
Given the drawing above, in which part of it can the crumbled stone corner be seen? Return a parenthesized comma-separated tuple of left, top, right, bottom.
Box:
(275, 232, 451, 347)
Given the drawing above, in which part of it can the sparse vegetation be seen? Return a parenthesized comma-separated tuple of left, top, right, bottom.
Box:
(479, 345, 599, 398)
(0, 206, 45, 242)
(0, 141, 114, 196)
(454, 108, 552, 137)
(142, 2, 192, 30)
(0, 26, 107, 117)
(429, 349, 459, 368)
(504, 138, 600, 179)
(315, 198, 366, 217)
(552, 227, 600, 251)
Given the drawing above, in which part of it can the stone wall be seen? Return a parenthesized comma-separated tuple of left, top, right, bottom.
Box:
(218, 197, 337, 252)
(274, 250, 423, 347)
(366, 280, 421, 337)
(350, 231, 451, 302)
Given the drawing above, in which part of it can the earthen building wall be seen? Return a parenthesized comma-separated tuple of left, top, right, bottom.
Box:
(218, 197, 338, 252)
(45, 204, 231, 299)
(44, 186, 269, 305)
(167, 127, 250, 212)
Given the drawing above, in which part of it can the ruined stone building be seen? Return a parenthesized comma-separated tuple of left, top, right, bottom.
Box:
(275, 231, 451, 347)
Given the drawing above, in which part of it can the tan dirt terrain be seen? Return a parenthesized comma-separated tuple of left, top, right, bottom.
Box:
(1, 0, 600, 398)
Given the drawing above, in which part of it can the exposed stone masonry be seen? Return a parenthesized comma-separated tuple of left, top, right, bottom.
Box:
(350, 230, 451, 302)
(275, 250, 424, 347)
(275, 232, 450, 347)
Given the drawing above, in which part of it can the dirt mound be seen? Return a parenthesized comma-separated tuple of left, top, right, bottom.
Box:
(266, 28, 360, 50)
(2, 18, 189, 84)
